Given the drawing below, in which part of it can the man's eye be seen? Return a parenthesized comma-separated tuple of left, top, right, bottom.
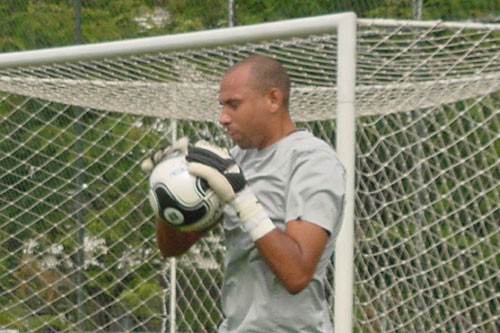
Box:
(224, 101, 237, 110)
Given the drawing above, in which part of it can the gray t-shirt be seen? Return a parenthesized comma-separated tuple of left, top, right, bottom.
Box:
(218, 130, 346, 333)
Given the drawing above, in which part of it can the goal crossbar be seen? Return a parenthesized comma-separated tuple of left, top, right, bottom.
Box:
(0, 13, 356, 68)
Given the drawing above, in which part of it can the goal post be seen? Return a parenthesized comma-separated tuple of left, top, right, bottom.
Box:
(1, 13, 499, 333)
(334, 13, 357, 333)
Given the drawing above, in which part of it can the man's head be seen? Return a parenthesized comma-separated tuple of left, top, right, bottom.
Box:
(218, 54, 294, 150)
(231, 54, 291, 108)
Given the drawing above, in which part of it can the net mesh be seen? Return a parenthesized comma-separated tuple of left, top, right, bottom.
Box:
(0, 19, 499, 332)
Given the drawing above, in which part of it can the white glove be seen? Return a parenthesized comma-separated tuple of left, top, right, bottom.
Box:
(186, 141, 275, 241)
(140, 137, 189, 173)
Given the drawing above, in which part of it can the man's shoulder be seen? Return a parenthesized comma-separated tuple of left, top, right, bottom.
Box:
(229, 130, 339, 164)
(288, 130, 329, 148)
(286, 130, 338, 159)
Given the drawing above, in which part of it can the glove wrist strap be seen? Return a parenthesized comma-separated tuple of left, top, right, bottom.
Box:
(248, 218, 276, 241)
(232, 187, 276, 241)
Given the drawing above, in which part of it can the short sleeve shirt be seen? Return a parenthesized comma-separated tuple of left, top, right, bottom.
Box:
(218, 130, 346, 333)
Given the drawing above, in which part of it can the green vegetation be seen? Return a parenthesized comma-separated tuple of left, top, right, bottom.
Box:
(1, 0, 499, 51)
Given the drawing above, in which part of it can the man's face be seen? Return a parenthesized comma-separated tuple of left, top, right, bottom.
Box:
(218, 64, 268, 149)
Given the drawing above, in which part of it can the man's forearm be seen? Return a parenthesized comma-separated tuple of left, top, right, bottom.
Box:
(156, 219, 204, 257)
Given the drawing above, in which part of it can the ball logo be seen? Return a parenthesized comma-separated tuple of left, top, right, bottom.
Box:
(163, 207, 184, 225)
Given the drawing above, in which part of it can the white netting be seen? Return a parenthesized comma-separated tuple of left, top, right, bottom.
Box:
(0, 18, 499, 332)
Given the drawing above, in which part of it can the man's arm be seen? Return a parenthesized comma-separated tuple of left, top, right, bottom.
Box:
(156, 219, 206, 257)
(255, 219, 328, 294)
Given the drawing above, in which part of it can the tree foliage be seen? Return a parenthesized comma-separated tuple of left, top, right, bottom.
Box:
(1, 0, 498, 51)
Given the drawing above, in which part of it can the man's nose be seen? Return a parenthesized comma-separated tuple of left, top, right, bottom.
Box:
(219, 109, 231, 126)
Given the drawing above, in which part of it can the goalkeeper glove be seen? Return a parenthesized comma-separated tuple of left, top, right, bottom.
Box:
(140, 137, 189, 173)
(186, 141, 276, 241)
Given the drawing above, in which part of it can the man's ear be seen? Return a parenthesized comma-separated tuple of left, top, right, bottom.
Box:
(267, 88, 284, 114)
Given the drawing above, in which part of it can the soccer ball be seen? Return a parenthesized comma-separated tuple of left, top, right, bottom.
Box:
(148, 152, 224, 232)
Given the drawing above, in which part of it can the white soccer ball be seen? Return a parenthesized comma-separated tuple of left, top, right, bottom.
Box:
(148, 152, 223, 232)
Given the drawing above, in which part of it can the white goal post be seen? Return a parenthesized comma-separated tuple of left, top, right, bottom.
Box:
(1, 12, 499, 333)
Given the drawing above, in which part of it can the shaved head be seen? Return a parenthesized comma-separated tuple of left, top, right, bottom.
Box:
(226, 54, 291, 108)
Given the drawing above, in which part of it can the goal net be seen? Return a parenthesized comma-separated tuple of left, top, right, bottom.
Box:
(1, 15, 498, 333)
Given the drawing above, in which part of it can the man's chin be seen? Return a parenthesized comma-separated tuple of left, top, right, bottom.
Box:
(228, 132, 253, 149)
(233, 139, 252, 150)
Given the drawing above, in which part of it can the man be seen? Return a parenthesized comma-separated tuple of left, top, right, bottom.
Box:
(154, 54, 346, 332)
